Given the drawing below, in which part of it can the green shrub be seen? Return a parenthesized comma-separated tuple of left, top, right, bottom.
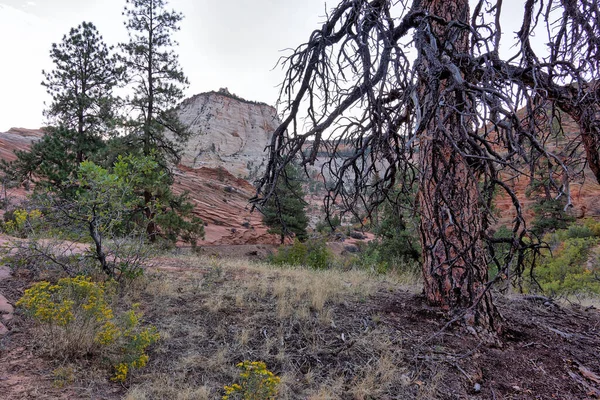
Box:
(16, 276, 159, 382)
(315, 215, 341, 234)
(583, 218, 600, 237)
(487, 225, 514, 280)
(270, 238, 333, 269)
(565, 224, 595, 239)
(530, 198, 574, 235)
(534, 234, 600, 296)
(305, 240, 333, 270)
(352, 242, 420, 275)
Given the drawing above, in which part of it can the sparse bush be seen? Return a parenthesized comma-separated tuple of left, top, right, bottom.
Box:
(347, 190, 420, 276)
(352, 244, 420, 276)
(565, 224, 595, 239)
(1, 239, 84, 279)
(16, 276, 159, 382)
(2, 208, 42, 238)
(270, 238, 333, 269)
(488, 225, 514, 280)
(52, 366, 75, 388)
(222, 361, 280, 400)
(315, 214, 341, 234)
(584, 219, 600, 237)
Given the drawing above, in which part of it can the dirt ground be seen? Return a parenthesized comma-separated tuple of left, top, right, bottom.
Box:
(0, 252, 599, 399)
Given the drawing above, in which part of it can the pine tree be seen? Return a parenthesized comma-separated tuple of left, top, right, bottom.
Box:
(42, 21, 121, 164)
(120, 0, 191, 242)
(2, 23, 120, 192)
(262, 165, 309, 244)
(4, 126, 101, 193)
(120, 0, 190, 163)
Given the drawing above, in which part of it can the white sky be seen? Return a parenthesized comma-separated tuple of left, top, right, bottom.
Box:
(0, 0, 536, 132)
(0, 0, 328, 131)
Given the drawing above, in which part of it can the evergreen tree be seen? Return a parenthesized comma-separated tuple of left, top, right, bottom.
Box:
(4, 126, 100, 193)
(371, 198, 420, 263)
(42, 22, 121, 164)
(2, 22, 120, 191)
(262, 165, 309, 244)
(113, 153, 205, 247)
(120, 0, 190, 163)
(120, 0, 191, 241)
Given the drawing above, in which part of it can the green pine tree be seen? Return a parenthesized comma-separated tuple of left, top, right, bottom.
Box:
(42, 21, 122, 164)
(2, 22, 121, 191)
(120, 0, 190, 163)
(119, 0, 191, 242)
(262, 165, 309, 244)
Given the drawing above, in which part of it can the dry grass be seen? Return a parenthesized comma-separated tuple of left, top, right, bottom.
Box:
(6, 249, 600, 399)
(124, 255, 425, 399)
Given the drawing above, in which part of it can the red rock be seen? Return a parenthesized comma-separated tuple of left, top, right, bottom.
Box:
(172, 165, 280, 245)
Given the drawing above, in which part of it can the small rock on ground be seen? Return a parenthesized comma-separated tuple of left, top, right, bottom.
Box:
(0, 266, 10, 280)
(0, 295, 14, 315)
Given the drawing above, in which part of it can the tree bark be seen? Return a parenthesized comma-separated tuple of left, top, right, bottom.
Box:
(415, 0, 502, 334)
(89, 214, 112, 277)
(144, 2, 158, 242)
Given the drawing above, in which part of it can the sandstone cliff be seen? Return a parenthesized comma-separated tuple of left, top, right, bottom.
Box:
(171, 165, 278, 245)
(175, 88, 280, 179)
(0, 128, 44, 162)
(0, 125, 279, 245)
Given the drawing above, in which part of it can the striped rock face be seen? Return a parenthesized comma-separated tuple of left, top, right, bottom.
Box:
(175, 89, 280, 180)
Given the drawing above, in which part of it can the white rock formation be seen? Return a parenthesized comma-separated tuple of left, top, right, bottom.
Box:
(175, 88, 280, 179)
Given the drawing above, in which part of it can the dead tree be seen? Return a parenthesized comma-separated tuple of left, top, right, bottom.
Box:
(253, 0, 600, 335)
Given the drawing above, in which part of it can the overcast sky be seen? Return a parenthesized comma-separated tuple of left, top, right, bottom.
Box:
(0, 0, 330, 131)
(0, 0, 536, 132)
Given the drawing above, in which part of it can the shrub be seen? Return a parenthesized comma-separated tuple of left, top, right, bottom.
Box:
(305, 240, 333, 270)
(488, 225, 514, 280)
(2, 208, 42, 238)
(16, 276, 159, 382)
(530, 198, 574, 235)
(270, 238, 333, 270)
(223, 361, 280, 400)
(315, 215, 341, 234)
(352, 243, 420, 276)
(533, 235, 600, 296)
(583, 218, 600, 237)
(565, 224, 595, 239)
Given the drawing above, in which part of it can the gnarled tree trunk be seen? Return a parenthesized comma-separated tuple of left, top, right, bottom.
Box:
(415, 0, 502, 334)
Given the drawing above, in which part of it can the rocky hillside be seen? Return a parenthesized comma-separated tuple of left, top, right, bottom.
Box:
(492, 114, 600, 226)
(171, 165, 278, 245)
(0, 124, 279, 245)
(175, 88, 280, 179)
(0, 128, 44, 162)
(3, 92, 599, 245)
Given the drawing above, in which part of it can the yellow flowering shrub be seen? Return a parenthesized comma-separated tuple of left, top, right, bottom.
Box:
(111, 307, 160, 382)
(16, 276, 110, 327)
(111, 363, 129, 383)
(16, 276, 159, 383)
(3, 208, 42, 237)
(223, 361, 281, 400)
